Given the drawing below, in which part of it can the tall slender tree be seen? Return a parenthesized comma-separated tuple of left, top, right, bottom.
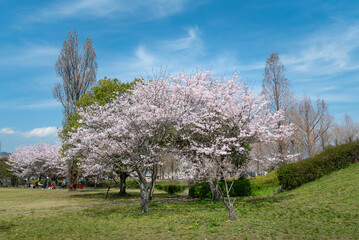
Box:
(53, 30, 97, 191)
(54, 30, 97, 124)
(261, 52, 295, 166)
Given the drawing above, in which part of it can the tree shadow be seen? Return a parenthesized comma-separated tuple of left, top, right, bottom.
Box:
(68, 190, 174, 201)
(69, 191, 141, 200)
(238, 193, 294, 205)
(82, 203, 143, 219)
(0, 221, 15, 233)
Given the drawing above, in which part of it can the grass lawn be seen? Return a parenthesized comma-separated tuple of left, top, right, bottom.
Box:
(1, 163, 359, 239)
(0, 188, 178, 214)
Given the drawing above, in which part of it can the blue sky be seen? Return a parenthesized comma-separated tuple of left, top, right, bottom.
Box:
(0, 0, 359, 152)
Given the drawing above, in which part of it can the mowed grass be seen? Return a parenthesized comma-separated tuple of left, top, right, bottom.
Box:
(1, 163, 359, 239)
(0, 188, 178, 213)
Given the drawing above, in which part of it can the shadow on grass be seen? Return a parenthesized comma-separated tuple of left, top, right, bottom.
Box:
(82, 204, 146, 219)
(0, 221, 15, 233)
(69, 191, 140, 200)
(81, 195, 291, 221)
(239, 193, 294, 205)
(69, 190, 176, 202)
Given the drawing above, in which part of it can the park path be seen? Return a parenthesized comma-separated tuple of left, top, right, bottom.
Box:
(0, 195, 194, 217)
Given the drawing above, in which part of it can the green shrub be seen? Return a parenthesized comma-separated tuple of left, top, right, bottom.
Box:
(189, 178, 252, 199)
(219, 178, 251, 197)
(188, 182, 212, 199)
(28, 179, 45, 185)
(277, 141, 359, 190)
(82, 180, 117, 188)
(126, 179, 140, 189)
(84, 180, 96, 187)
(155, 184, 185, 194)
(249, 171, 279, 195)
(250, 170, 279, 187)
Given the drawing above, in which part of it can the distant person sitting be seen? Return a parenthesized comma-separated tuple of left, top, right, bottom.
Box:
(43, 178, 48, 189)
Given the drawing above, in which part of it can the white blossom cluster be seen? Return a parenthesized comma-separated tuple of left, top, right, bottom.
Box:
(64, 72, 293, 183)
(8, 143, 63, 179)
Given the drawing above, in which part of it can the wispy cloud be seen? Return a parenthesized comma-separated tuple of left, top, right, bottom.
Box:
(37, 0, 119, 19)
(0, 99, 61, 110)
(162, 27, 202, 52)
(0, 127, 58, 138)
(0, 45, 59, 68)
(134, 46, 157, 68)
(31, 0, 191, 22)
(0, 128, 16, 135)
(16, 100, 61, 110)
(99, 27, 207, 79)
(23, 127, 58, 138)
(282, 23, 359, 75)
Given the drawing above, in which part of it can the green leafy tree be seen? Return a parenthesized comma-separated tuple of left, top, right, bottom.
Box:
(0, 157, 16, 187)
(61, 77, 137, 192)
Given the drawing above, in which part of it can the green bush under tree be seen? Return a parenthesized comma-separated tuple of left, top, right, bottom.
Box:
(189, 178, 252, 199)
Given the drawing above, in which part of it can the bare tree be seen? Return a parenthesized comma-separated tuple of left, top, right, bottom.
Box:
(290, 96, 332, 158)
(261, 52, 294, 166)
(53, 30, 97, 125)
(53, 30, 97, 191)
(331, 114, 359, 145)
(262, 52, 293, 112)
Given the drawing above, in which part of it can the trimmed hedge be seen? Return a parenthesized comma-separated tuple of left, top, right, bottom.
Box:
(126, 179, 140, 189)
(277, 141, 359, 190)
(188, 178, 252, 199)
(220, 178, 251, 197)
(249, 170, 279, 194)
(155, 184, 186, 194)
(188, 182, 212, 199)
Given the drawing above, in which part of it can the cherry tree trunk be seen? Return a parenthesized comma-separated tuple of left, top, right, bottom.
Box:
(67, 159, 79, 191)
(209, 181, 221, 201)
(118, 172, 128, 196)
(148, 164, 158, 201)
(223, 200, 237, 221)
(140, 180, 149, 213)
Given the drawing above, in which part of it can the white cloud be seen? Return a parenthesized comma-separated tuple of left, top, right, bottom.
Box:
(31, 0, 191, 22)
(17, 100, 61, 110)
(282, 23, 359, 75)
(0, 45, 59, 68)
(40, 0, 119, 18)
(99, 27, 206, 80)
(162, 27, 202, 52)
(318, 86, 337, 92)
(135, 46, 157, 68)
(0, 99, 61, 110)
(22, 127, 58, 138)
(0, 127, 58, 138)
(0, 128, 16, 135)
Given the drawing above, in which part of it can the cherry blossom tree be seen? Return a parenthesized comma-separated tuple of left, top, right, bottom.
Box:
(65, 78, 183, 213)
(64, 125, 132, 198)
(8, 143, 63, 181)
(261, 52, 297, 168)
(172, 72, 293, 220)
(64, 71, 293, 219)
